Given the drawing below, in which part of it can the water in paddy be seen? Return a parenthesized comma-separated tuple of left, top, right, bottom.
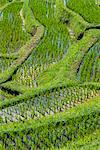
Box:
(63, 0, 69, 6)
(0, 11, 3, 21)
(63, 0, 67, 6)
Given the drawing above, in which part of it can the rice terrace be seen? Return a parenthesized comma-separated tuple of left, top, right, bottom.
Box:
(0, 0, 100, 149)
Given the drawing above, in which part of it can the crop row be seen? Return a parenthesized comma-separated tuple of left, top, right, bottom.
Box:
(0, 86, 97, 124)
(0, 97, 99, 149)
(78, 42, 100, 82)
(0, 2, 31, 54)
(12, 0, 69, 87)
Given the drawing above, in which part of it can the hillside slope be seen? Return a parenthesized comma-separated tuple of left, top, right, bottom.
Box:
(0, 0, 100, 149)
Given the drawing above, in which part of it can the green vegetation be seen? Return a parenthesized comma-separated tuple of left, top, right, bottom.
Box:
(0, 0, 12, 7)
(58, 129, 100, 150)
(22, 0, 40, 33)
(0, 0, 100, 149)
(0, 1, 31, 54)
(67, 0, 100, 24)
(0, 96, 99, 149)
(77, 41, 100, 82)
(0, 89, 15, 100)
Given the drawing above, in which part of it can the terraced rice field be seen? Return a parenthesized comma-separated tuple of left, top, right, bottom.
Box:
(0, 0, 100, 149)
